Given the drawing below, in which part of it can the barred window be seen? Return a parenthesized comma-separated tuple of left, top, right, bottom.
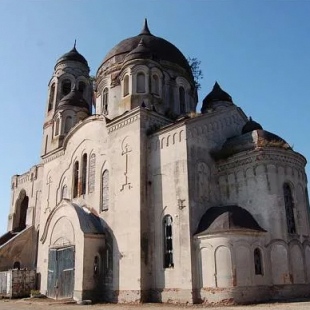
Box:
(163, 215, 174, 268)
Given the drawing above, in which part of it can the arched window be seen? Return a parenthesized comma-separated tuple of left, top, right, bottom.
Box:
(102, 169, 109, 211)
(137, 72, 145, 93)
(62, 79, 71, 96)
(254, 248, 263, 275)
(13, 261, 21, 270)
(73, 161, 79, 198)
(283, 183, 296, 234)
(152, 75, 159, 95)
(88, 153, 96, 193)
(123, 75, 129, 97)
(81, 154, 87, 195)
(55, 118, 60, 136)
(61, 184, 67, 200)
(163, 215, 174, 268)
(78, 81, 86, 94)
(102, 88, 109, 114)
(18, 195, 28, 231)
(179, 86, 186, 114)
(64, 116, 72, 134)
(48, 83, 55, 111)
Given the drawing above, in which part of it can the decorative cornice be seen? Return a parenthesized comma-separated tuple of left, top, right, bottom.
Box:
(42, 149, 65, 164)
(217, 148, 306, 173)
(106, 108, 142, 134)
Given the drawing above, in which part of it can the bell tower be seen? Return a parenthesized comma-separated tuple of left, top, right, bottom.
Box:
(41, 43, 92, 156)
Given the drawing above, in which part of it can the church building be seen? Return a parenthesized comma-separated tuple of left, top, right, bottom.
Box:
(1, 20, 310, 304)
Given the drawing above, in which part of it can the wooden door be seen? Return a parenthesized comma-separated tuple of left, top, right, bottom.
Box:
(47, 246, 75, 299)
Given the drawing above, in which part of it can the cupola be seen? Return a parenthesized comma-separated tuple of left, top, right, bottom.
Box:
(201, 82, 233, 113)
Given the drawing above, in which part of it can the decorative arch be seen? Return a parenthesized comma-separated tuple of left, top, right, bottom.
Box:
(88, 153, 96, 193)
(101, 169, 109, 211)
(214, 246, 233, 287)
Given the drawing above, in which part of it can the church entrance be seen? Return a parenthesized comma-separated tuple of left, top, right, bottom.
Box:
(47, 246, 75, 299)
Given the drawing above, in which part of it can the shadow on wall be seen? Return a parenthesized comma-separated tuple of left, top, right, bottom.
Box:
(98, 219, 120, 303)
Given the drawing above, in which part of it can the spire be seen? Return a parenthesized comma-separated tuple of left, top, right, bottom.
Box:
(139, 18, 152, 35)
(73, 39, 77, 50)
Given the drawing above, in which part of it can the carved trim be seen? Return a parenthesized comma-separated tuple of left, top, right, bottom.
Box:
(42, 150, 65, 164)
(107, 114, 140, 133)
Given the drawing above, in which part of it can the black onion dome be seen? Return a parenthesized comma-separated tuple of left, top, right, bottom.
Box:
(201, 82, 233, 113)
(57, 87, 90, 111)
(242, 117, 263, 134)
(195, 205, 266, 235)
(56, 45, 88, 67)
(99, 19, 193, 78)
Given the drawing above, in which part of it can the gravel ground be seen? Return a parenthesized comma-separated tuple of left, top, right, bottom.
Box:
(3, 299, 310, 310)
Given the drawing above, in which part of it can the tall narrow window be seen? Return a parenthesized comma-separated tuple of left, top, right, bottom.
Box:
(55, 118, 60, 136)
(78, 81, 86, 94)
(102, 169, 109, 211)
(45, 135, 48, 154)
(48, 83, 55, 111)
(123, 75, 129, 96)
(179, 86, 186, 114)
(73, 161, 79, 198)
(152, 75, 159, 95)
(137, 72, 145, 93)
(62, 79, 71, 96)
(283, 183, 296, 234)
(81, 154, 87, 195)
(254, 248, 263, 275)
(163, 215, 174, 268)
(88, 153, 96, 193)
(102, 88, 109, 114)
(64, 116, 72, 134)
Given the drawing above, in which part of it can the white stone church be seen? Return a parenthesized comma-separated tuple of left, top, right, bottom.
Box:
(1, 20, 310, 304)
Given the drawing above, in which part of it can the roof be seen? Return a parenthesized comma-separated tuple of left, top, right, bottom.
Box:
(72, 203, 105, 235)
(57, 87, 90, 111)
(242, 117, 263, 134)
(195, 205, 266, 235)
(201, 82, 233, 113)
(56, 45, 88, 67)
(212, 128, 291, 160)
(99, 19, 193, 78)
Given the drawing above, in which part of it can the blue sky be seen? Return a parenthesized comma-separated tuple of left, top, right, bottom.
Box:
(0, 0, 310, 236)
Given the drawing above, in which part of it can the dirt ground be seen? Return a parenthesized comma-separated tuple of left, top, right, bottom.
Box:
(3, 299, 310, 310)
